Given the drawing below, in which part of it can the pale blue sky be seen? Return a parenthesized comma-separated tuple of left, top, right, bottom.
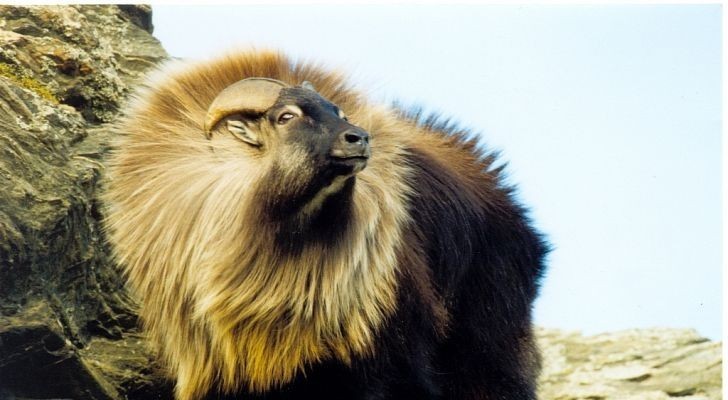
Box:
(153, 5, 722, 340)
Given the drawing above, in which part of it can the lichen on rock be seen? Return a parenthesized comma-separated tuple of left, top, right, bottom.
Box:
(0, 5, 165, 123)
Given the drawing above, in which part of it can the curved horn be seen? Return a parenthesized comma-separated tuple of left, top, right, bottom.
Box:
(204, 77, 290, 136)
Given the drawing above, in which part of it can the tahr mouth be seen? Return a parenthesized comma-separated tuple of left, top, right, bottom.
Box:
(329, 155, 369, 173)
(331, 155, 369, 161)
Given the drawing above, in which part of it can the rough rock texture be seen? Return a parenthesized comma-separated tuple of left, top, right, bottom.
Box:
(0, 5, 721, 400)
(537, 328, 722, 400)
(0, 5, 171, 399)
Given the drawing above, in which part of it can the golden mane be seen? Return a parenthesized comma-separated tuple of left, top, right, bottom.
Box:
(103, 50, 419, 400)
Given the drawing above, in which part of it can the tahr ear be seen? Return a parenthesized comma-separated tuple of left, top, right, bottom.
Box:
(225, 116, 261, 147)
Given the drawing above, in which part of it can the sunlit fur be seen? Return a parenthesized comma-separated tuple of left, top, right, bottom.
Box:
(105, 49, 547, 400)
(103, 51, 425, 400)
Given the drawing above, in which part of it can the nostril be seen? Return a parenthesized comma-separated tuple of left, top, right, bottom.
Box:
(345, 133, 362, 144)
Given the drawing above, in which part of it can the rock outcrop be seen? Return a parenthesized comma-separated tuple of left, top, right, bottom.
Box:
(0, 5, 171, 399)
(537, 328, 722, 400)
(0, 5, 721, 400)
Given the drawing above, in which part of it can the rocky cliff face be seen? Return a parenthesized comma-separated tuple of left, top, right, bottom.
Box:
(0, 5, 721, 400)
(0, 5, 171, 399)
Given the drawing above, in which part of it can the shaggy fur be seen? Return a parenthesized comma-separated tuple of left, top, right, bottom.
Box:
(103, 50, 547, 400)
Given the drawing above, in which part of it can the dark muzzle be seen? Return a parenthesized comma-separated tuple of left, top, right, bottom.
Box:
(330, 128, 370, 160)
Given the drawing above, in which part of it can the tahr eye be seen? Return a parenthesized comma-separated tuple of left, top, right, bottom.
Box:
(278, 112, 296, 124)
